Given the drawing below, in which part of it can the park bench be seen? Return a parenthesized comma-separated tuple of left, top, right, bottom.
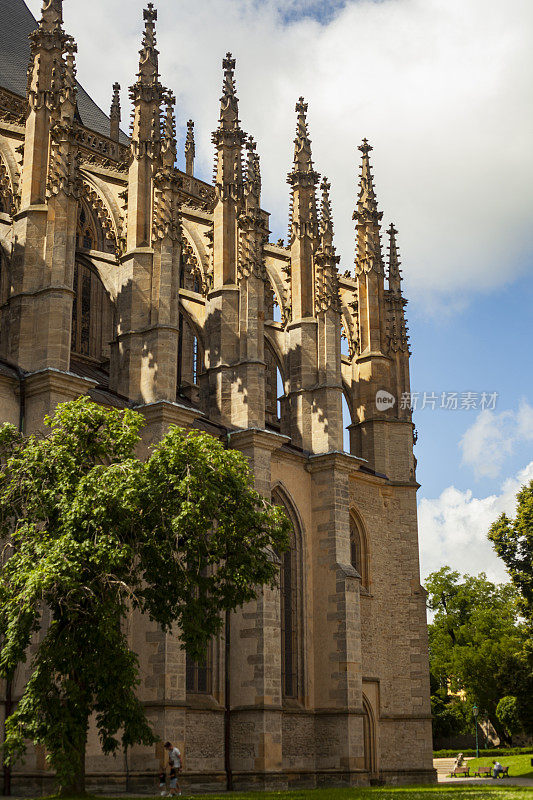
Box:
(449, 766, 470, 777)
(474, 766, 492, 777)
(497, 766, 510, 778)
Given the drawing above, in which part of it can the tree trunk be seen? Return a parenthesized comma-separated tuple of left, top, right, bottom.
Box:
(59, 725, 87, 796)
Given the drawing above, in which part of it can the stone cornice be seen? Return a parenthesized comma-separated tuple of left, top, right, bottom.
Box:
(135, 399, 204, 430)
(228, 427, 289, 453)
(286, 317, 318, 331)
(24, 368, 97, 399)
(356, 350, 391, 364)
(306, 450, 367, 475)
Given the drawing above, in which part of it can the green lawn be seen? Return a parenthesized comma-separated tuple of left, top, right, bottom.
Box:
(42, 789, 533, 800)
(466, 754, 533, 779)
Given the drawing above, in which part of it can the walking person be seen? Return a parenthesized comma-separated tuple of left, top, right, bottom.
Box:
(165, 741, 183, 796)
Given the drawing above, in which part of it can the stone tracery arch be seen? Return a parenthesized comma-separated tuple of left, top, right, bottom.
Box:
(70, 255, 115, 364)
(265, 262, 290, 324)
(271, 483, 305, 702)
(0, 153, 16, 216)
(350, 506, 370, 590)
(79, 178, 118, 253)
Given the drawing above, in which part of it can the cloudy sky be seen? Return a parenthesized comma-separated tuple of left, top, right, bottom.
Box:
(24, 0, 533, 584)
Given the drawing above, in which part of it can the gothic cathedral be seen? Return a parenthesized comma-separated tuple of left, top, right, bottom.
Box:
(0, 0, 435, 792)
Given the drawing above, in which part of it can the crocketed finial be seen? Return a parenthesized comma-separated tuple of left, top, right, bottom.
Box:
(218, 52, 240, 130)
(292, 96, 314, 172)
(387, 222, 402, 296)
(353, 138, 384, 276)
(40, 0, 62, 30)
(161, 91, 177, 167)
(143, 3, 157, 48)
(110, 82, 121, 141)
(245, 135, 261, 202)
(138, 2, 159, 78)
(320, 176, 333, 240)
(185, 119, 195, 176)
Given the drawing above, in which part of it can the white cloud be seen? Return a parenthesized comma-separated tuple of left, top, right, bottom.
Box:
(460, 400, 533, 479)
(25, 0, 533, 301)
(418, 460, 533, 582)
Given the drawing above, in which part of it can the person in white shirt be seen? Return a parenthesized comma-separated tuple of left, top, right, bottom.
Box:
(492, 760, 504, 778)
(164, 741, 182, 796)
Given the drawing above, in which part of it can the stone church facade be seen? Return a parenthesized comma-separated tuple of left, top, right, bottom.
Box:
(0, 0, 435, 792)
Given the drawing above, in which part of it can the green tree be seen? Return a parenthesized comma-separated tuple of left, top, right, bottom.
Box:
(425, 567, 531, 744)
(0, 398, 289, 794)
(430, 693, 472, 741)
(489, 481, 533, 626)
(496, 695, 523, 743)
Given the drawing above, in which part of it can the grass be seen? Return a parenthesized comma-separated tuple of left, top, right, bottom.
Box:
(466, 753, 533, 780)
(38, 789, 533, 800)
(434, 749, 533, 759)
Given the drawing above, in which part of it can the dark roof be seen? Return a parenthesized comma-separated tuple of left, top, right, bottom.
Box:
(0, 0, 128, 144)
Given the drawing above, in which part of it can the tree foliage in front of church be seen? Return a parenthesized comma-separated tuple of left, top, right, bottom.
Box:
(0, 398, 289, 792)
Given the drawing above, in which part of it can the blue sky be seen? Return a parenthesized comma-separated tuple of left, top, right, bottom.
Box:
(24, 0, 533, 582)
(411, 274, 533, 499)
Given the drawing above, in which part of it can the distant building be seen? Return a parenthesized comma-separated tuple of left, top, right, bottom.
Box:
(0, 0, 434, 792)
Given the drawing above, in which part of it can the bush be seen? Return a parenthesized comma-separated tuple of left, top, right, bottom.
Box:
(433, 746, 533, 758)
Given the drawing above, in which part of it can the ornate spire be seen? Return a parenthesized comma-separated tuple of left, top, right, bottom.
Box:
(385, 222, 410, 354)
(61, 36, 77, 117)
(212, 52, 245, 200)
(129, 5, 164, 153)
(315, 177, 340, 313)
(287, 97, 319, 242)
(161, 91, 176, 167)
(245, 135, 261, 206)
(185, 119, 195, 176)
(139, 2, 159, 79)
(319, 176, 334, 249)
(387, 223, 402, 296)
(218, 51, 239, 131)
(27, 0, 69, 103)
(353, 139, 384, 276)
(238, 136, 266, 281)
(288, 96, 318, 183)
(110, 82, 121, 142)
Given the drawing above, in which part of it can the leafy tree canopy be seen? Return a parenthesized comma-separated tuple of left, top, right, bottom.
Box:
(425, 567, 532, 743)
(489, 480, 533, 627)
(0, 398, 290, 792)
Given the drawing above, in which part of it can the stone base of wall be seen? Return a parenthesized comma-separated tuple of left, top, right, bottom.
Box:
(10, 766, 436, 795)
(379, 768, 437, 785)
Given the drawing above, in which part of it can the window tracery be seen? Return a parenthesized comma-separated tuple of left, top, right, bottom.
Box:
(71, 260, 114, 363)
(350, 512, 369, 589)
(272, 487, 303, 701)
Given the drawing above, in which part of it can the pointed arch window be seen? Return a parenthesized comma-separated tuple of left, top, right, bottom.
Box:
(272, 488, 302, 701)
(280, 529, 298, 698)
(186, 648, 212, 695)
(350, 512, 369, 590)
(185, 566, 213, 695)
(71, 261, 113, 362)
(177, 313, 203, 403)
(76, 202, 98, 251)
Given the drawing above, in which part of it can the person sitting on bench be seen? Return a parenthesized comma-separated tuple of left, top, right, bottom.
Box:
(492, 760, 504, 778)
